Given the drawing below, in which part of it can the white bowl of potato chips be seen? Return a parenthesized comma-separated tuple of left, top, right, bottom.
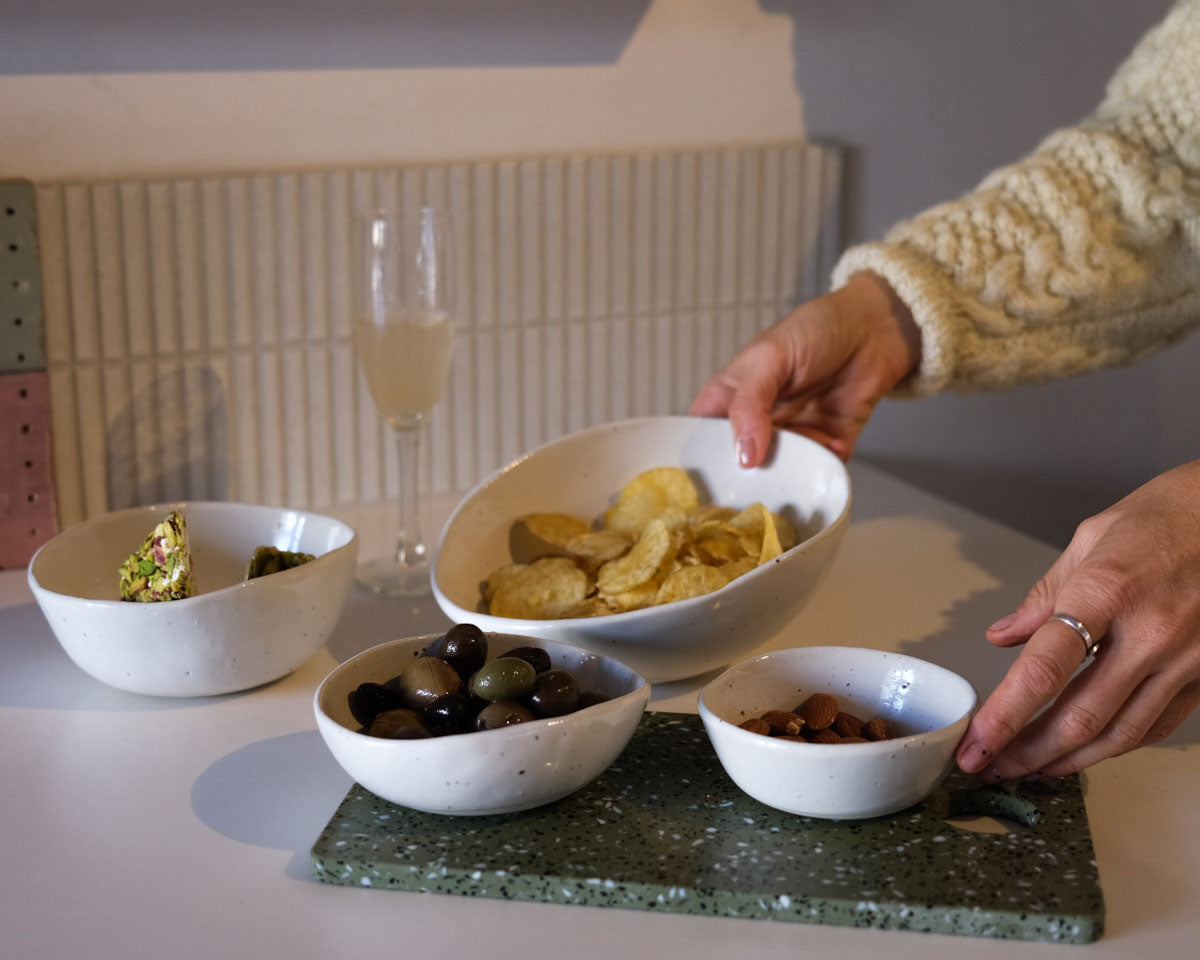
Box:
(432, 416, 851, 683)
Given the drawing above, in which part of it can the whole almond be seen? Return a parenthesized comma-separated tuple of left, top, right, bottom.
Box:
(738, 717, 771, 736)
(760, 709, 805, 737)
(796, 693, 839, 731)
(831, 710, 865, 739)
(864, 716, 898, 741)
(805, 727, 842, 744)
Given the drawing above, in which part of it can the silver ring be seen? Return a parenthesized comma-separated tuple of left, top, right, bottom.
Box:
(1049, 612, 1100, 659)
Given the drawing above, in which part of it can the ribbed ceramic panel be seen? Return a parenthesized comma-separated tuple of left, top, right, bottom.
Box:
(34, 142, 841, 527)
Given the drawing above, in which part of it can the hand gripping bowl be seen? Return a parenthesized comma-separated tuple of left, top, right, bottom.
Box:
(28, 501, 357, 697)
(432, 416, 851, 683)
(314, 632, 650, 815)
(699, 646, 978, 819)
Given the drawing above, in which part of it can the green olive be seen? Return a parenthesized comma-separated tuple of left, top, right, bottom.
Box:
(475, 700, 535, 730)
(398, 656, 463, 710)
(469, 656, 537, 702)
(366, 708, 431, 739)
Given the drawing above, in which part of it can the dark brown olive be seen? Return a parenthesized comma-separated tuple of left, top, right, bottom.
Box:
(426, 623, 488, 679)
(577, 690, 611, 709)
(469, 657, 537, 702)
(475, 700, 535, 730)
(348, 681, 404, 727)
(424, 692, 476, 736)
(398, 656, 463, 711)
(526, 668, 580, 718)
(367, 708, 431, 739)
(500, 645, 552, 674)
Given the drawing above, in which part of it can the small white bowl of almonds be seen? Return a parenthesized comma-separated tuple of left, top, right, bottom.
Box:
(698, 645, 977, 819)
(432, 416, 851, 683)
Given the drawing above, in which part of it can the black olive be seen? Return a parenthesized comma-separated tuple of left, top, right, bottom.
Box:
(424, 692, 476, 736)
(348, 681, 404, 727)
(577, 690, 611, 709)
(367, 708, 431, 739)
(527, 668, 581, 718)
(426, 623, 488, 679)
(475, 700, 535, 730)
(499, 644, 552, 674)
(397, 656, 463, 711)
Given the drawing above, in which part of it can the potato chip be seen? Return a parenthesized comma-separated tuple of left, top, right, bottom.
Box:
(597, 517, 672, 595)
(772, 511, 799, 552)
(483, 562, 528, 603)
(565, 530, 631, 572)
(561, 596, 615, 618)
(603, 579, 661, 612)
(656, 564, 731, 605)
(721, 556, 757, 580)
(603, 467, 700, 537)
(489, 556, 589, 619)
(692, 528, 746, 565)
(689, 504, 738, 528)
(510, 513, 592, 562)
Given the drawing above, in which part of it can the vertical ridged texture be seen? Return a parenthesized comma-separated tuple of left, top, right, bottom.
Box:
(34, 142, 841, 527)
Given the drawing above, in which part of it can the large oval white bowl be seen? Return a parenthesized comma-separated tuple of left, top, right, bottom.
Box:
(699, 646, 977, 819)
(28, 501, 357, 697)
(432, 416, 851, 683)
(314, 632, 650, 815)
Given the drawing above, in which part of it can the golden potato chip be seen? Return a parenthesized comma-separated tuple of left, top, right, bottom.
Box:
(561, 596, 614, 618)
(565, 530, 631, 571)
(603, 579, 661, 612)
(772, 511, 799, 552)
(689, 504, 738, 528)
(603, 467, 700, 537)
(656, 564, 730, 605)
(597, 517, 672, 595)
(483, 562, 528, 603)
(489, 556, 589, 619)
(510, 512, 592, 562)
(721, 556, 757, 581)
(692, 529, 746, 565)
(757, 509, 784, 565)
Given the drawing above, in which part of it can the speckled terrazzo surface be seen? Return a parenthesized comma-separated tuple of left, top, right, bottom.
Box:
(311, 712, 1104, 943)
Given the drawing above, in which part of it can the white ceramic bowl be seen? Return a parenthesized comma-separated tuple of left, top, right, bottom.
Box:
(432, 416, 851, 683)
(28, 501, 358, 697)
(699, 646, 978, 819)
(314, 632, 650, 815)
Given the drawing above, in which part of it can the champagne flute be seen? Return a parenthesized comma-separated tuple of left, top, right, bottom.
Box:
(352, 206, 454, 596)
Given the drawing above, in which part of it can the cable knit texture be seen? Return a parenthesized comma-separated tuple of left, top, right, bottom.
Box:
(831, 0, 1200, 397)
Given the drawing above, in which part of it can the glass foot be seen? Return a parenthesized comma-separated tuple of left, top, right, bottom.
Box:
(355, 556, 431, 597)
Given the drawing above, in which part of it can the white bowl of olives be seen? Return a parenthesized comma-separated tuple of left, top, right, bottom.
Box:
(313, 627, 651, 815)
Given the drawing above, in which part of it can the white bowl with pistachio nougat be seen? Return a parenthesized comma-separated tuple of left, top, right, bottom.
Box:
(28, 501, 357, 697)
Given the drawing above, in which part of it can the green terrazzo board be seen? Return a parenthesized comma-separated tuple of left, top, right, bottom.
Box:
(311, 712, 1103, 943)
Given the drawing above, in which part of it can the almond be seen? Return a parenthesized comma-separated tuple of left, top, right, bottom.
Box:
(831, 710, 864, 739)
(796, 693, 838, 731)
(760, 709, 805, 737)
(805, 727, 842, 744)
(738, 716, 771, 736)
(864, 716, 898, 741)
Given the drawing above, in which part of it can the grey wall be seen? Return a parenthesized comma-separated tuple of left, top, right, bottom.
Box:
(777, 0, 1188, 547)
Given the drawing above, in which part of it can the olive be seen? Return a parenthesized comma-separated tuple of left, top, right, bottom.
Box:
(469, 656, 537, 702)
(348, 681, 404, 728)
(499, 645, 552, 674)
(424, 691, 476, 736)
(426, 623, 488, 679)
(475, 700, 535, 730)
(367, 708, 431, 739)
(577, 690, 611, 709)
(526, 668, 580, 718)
(397, 656, 463, 711)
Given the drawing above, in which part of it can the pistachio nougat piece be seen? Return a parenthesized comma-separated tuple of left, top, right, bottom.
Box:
(118, 510, 196, 601)
(244, 545, 315, 580)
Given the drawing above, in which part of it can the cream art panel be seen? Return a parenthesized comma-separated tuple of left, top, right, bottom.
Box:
(30, 141, 842, 527)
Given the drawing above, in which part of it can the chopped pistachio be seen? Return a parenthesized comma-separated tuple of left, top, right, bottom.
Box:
(119, 510, 196, 602)
(245, 545, 316, 580)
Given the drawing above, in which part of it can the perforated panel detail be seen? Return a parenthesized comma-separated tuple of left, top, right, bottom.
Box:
(0, 180, 46, 374)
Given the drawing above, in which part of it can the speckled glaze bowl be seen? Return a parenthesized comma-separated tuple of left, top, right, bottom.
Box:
(314, 632, 650, 815)
(28, 501, 357, 697)
(699, 646, 977, 820)
(432, 416, 851, 683)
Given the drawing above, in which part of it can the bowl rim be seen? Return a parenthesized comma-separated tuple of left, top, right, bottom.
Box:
(27, 499, 358, 607)
(314, 631, 651, 743)
(698, 644, 978, 748)
(431, 415, 853, 624)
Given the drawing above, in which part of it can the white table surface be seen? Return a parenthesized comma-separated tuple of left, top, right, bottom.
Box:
(2, 461, 1196, 959)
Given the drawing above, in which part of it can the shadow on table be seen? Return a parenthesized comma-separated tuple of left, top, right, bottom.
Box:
(191, 729, 352, 882)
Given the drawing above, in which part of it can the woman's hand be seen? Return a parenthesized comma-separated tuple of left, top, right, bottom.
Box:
(958, 460, 1200, 781)
(689, 271, 922, 464)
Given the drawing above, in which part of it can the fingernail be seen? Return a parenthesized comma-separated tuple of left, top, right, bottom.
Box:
(957, 740, 990, 773)
(735, 435, 756, 468)
(988, 612, 1017, 632)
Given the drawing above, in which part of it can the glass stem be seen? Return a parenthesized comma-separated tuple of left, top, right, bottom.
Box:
(392, 424, 425, 568)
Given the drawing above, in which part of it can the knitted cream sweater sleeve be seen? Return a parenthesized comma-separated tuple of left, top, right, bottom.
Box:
(831, 0, 1200, 397)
